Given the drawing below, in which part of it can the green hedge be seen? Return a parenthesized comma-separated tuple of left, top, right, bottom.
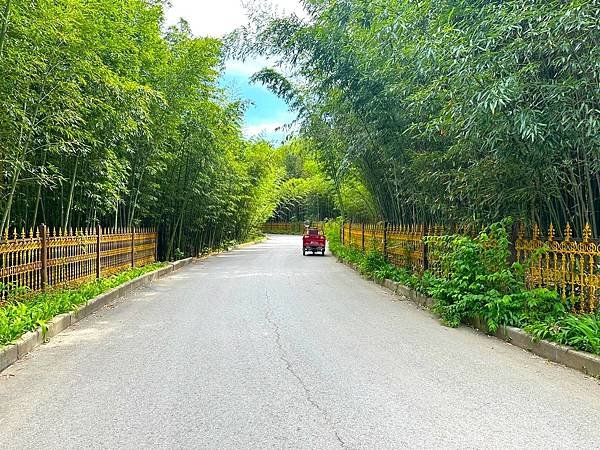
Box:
(0, 263, 166, 347)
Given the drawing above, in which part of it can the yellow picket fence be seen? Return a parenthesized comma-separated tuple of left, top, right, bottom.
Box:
(342, 221, 600, 313)
(0, 225, 157, 300)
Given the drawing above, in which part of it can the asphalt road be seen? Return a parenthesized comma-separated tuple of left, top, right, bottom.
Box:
(1, 235, 599, 449)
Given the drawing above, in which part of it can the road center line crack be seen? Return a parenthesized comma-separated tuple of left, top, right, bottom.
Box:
(264, 289, 346, 448)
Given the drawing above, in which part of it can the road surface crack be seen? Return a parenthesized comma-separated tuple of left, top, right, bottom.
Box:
(264, 289, 346, 448)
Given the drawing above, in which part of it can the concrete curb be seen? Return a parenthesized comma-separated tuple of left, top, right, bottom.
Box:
(194, 237, 266, 261)
(336, 255, 600, 378)
(0, 257, 194, 374)
(492, 325, 600, 377)
(231, 237, 267, 250)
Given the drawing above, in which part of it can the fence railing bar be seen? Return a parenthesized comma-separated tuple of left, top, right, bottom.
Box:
(0, 226, 157, 300)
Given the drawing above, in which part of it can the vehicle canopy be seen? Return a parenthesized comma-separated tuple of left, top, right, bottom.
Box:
(305, 228, 320, 236)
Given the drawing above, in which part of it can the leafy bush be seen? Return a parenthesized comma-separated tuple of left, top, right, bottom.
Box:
(424, 220, 562, 332)
(325, 219, 422, 287)
(174, 248, 185, 261)
(359, 250, 387, 277)
(526, 314, 600, 355)
(0, 263, 166, 347)
(327, 219, 600, 355)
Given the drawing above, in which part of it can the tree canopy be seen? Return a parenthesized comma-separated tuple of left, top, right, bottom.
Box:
(232, 0, 600, 234)
(2, 0, 598, 257)
(0, 0, 282, 258)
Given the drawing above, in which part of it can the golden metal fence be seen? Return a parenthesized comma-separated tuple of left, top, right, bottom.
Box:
(0, 225, 157, 300)
(387, 224, 425, 273)
(263, 222, 323, 234)
(342, 222, 385, 253)
(421, 225, 456, 279)
(342, 222, 350, 247)
(516, 223, 600, 313)
(342, 221, 600, 313)
(348, 223, 364, 251)
(365, 223, 385, 253)
(344, 222, 437, 274)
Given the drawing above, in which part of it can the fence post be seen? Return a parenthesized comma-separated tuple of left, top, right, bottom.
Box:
(422, 224, 429, 271)
(39, 224, 48, 289)
(383, 221, 388, 260)
(341, 220, 344, 245)
(131, 227, 135, 268)
(349, 221, 352, 247)
(362, 223, 365, 252)
(154, 228, 158, 262)
(509, 222, 518, 264)
(96, 224, 101, 279)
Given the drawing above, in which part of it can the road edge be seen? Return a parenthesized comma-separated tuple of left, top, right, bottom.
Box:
(194, 236, 266, 261)
(0, 237, 268, 374)
(338, 259, 600, 378)
(0, 258, 195, 374)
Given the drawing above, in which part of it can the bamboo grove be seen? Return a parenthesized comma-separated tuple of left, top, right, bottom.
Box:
(0, 0, 283, 259)
(232, 0, 600, 235)
(267, 139, 338, 223)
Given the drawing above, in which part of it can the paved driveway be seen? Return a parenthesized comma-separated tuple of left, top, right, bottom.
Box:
(1, 235, 599, 449)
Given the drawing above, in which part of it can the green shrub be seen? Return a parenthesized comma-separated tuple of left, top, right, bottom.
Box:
(0, 263, 166, 347)
(423, 219, 561, 332)
(327, 218, 600, 355)
(526, 313, 600, 355)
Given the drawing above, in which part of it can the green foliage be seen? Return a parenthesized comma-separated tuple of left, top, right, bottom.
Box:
(428, 220, 521, 329)
(423, 220, 567, 332)
(324, 219, 420, 286)
(327, 219, 599, 355)
(0, 0, 282, 258)
(423, 226, 598, 351)
(269, 140, 338, 223)
(234, 0, 600, 232)
(0, 263, 166, 347)
(526, 314, 600, 355)
(173, 248, 185, 261)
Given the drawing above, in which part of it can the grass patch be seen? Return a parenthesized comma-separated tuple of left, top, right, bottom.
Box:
(0, 263, 166, 347)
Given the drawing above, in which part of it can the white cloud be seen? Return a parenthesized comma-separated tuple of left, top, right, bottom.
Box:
(243, 110, 299, 140)
(165, 0, 305, 38)
(243, 121, 285, 136)
(166, 1, 304, 143)
(225, 56, 271, 77)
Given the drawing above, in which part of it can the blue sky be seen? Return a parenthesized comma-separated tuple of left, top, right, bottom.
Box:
(221, 63, 297, 143)
(165, 0, 303, 143)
